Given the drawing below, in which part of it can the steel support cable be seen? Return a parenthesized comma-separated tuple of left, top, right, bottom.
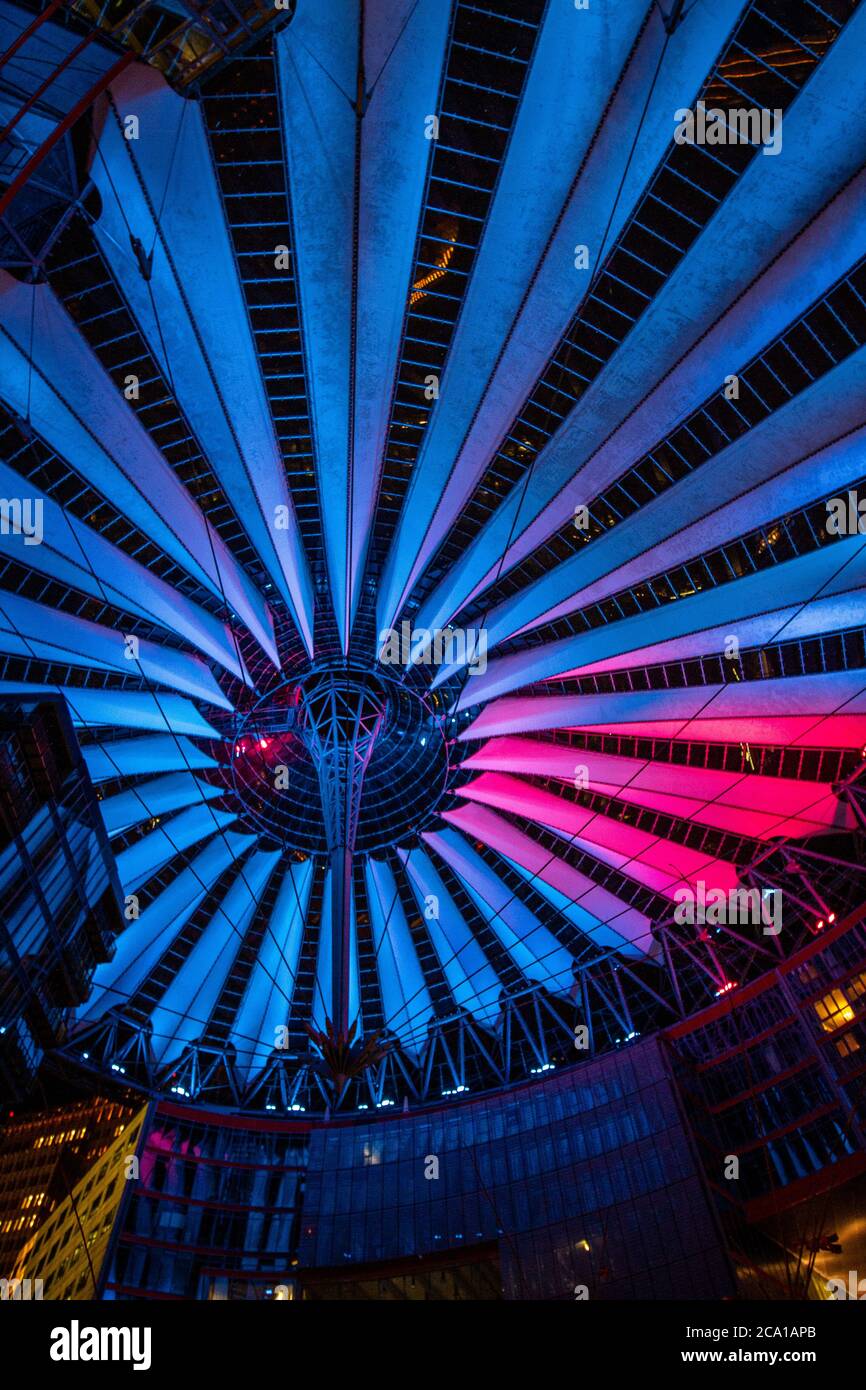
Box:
(369, 403, 866, 1034)
(81, 117, 334, 1023)
(368, 4, 722, 1031)
(98, 88, 312, 660)
(49, 956, 323, 1071)
(0, 588, 305, 1025)
(371, 3, 866, 1031)
(1, 322, 316, 1042)
(375, 625, 866, 1056)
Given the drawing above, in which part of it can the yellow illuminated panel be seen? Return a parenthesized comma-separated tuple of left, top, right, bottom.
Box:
(814, 988, 856, 1033)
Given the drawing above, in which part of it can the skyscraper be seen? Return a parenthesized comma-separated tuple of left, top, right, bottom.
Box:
(0, 1095, 136, 1278)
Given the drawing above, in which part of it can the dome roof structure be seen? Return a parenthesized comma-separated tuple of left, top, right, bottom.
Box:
(2, 0, 866, 1113)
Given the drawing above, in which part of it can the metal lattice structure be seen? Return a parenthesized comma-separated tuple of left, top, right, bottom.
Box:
(0, 0, 865, 1113)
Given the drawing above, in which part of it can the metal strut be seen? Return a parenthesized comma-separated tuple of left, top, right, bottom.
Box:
(298, 669, 386, 1034)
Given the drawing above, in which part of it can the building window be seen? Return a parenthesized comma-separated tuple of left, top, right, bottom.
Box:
(846, 971, 866, 1002)
(814, 989, 857, 1033)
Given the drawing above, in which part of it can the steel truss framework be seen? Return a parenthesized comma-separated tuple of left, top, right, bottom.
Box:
(2, 0, 866, 1113)
(58, 772, 866, 1114)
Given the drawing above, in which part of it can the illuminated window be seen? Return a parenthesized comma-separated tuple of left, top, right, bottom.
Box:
(847, 971, 866, 1002)
(814, 989, 856, 1032)
(836, 1033, 860, 1059)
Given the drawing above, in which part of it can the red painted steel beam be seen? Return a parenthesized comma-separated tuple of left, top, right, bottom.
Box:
(1, 23, 103, 146)
(0, 0, 66, 72)
(0, 50, 134, 220)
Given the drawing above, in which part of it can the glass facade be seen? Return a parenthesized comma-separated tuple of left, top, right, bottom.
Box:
(103, 1106, 309, 1300)
(300, 1040, 733, 1300)
(97, 1041, 730, 1300)
(0, 698, 123, 1102)
(669, 916, 866, 1206)
(0, 1095, 135, 1277)
(11, 1105, 148, 1299)
(18, 916, 865, 1301)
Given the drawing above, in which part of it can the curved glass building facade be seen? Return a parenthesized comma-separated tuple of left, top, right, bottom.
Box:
(62, 908, 862, 1301)
(102, 1038, 732, 1301)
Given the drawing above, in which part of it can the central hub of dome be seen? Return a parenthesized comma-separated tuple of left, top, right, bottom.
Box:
(295, 667, 388, 853)
(230, 665, 453, 855)
(298, 667, 388, 761)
